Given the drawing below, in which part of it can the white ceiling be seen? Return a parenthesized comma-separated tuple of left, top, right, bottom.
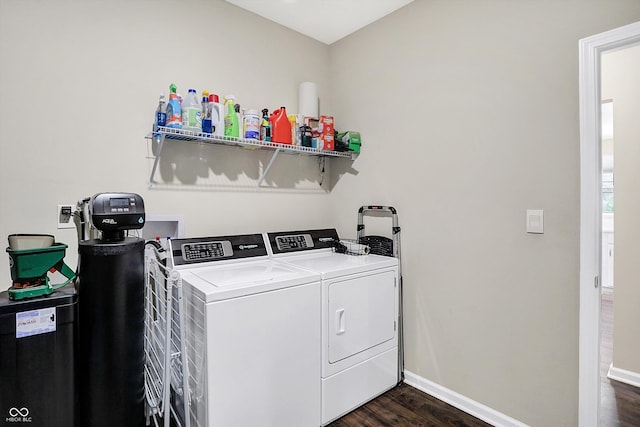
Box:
(224, 0, 415, 45)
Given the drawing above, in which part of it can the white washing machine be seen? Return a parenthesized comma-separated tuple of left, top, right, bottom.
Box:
(167, 233, 321, 427)
(266, 229, 400, 425)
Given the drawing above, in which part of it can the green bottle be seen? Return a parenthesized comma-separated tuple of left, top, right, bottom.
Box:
(224, 95, 239, 137)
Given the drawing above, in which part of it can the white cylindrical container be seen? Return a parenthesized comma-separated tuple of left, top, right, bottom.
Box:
(182, 88, 202, 132)
(244, 109, 261, 140)
(298, 82, 318, 119)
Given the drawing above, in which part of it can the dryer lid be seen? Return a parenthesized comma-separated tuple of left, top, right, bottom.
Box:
(274, 251, 397, 279)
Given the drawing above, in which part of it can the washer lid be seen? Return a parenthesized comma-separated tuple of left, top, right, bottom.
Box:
(181, 259, 320, 302)
(274, 251, 397, 279)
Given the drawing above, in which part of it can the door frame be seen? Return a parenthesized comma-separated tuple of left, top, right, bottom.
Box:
(579, 21, 640, 426)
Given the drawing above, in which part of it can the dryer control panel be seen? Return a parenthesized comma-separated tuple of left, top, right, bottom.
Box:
(267, 229, 340, 254)
(274, 234, 314, 251)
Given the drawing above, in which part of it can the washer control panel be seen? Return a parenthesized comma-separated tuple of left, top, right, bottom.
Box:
(181, 240, 233, 262)
(170, 234, 268, 266)
(275, 234, 314, 251)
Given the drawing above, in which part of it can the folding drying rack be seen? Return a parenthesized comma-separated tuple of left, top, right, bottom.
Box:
(144, 245, 191, 427)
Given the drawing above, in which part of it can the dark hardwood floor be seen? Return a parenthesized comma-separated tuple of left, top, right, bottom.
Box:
(600, 289, 640, 427)
(327, 383, 490, 427)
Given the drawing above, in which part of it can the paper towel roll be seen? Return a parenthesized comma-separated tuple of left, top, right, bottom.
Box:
(298, 82, 318, 119)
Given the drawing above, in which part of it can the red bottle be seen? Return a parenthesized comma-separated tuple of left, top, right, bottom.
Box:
(270, 107, 292, 144)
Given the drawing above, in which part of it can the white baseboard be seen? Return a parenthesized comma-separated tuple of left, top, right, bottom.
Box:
(404, 370, 529, 427)
(607, 364, 640, 388)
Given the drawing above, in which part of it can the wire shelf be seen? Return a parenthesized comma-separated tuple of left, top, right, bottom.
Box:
(145, 245, 190, 427)
(145, 127, 358, 188)
(148, 127, 357, 159)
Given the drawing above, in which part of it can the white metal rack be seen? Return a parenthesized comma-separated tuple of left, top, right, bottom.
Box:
(145, 126, 358, 188)
(144, 245, 191, 427)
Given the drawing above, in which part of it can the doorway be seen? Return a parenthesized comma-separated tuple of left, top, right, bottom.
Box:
(579, 21, 640, 426)
(599, 100, 614, 292)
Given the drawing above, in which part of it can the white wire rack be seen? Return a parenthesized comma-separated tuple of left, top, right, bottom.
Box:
(145, 126, 358, 188)
(144, 245, 191, 427)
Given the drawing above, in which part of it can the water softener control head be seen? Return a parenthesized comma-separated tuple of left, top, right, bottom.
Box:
(88, 192, 145, 234)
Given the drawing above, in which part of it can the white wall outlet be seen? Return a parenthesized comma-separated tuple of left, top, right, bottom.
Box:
(57, 204, 75, 229)
(526, 209, 544, 234)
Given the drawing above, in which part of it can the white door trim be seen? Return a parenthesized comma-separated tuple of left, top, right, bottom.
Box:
(579, 21, 640, 427)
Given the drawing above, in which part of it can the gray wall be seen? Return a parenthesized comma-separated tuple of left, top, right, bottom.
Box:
(602, 44, 640, 375)
(327, 1, 640, 425)
(2, 0, 640, 426)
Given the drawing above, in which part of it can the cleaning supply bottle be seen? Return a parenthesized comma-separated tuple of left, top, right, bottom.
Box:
(205, 94, 221, 135)
(270, 107, 292, 144)
(202, 95, 213, 134)
(200, 90, 209, 131)
(153, 93, 167, 140)
(166, 84, 182, 129)
(235, 104, 243, 138)
(209, 94, 223, 136)
(201, 90, 209, 112)
(244, 109, 260, 140)
(260, 108, 271, 142)
(182, 88, 202, 132)
(288, 115, 298, 145)
(224, 95, 239, 138)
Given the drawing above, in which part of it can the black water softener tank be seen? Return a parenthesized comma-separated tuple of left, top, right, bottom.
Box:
(76, 193, 146, 427)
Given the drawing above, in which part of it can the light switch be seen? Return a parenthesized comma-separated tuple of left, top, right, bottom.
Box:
(526, 209, 544, 234)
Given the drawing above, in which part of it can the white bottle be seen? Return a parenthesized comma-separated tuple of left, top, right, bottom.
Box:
(182, 88, 202, 132)
(244, 109, 261, 140)
(204, 94, 217, 135)
(210, 94, 224, 136)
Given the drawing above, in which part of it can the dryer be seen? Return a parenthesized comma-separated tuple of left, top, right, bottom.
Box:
(266, 229, 400, 425)
(167, 233, 321, 427)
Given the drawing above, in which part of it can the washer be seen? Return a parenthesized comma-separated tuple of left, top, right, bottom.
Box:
(266, 229, 400, 425)
(167, 233, 321, 427)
